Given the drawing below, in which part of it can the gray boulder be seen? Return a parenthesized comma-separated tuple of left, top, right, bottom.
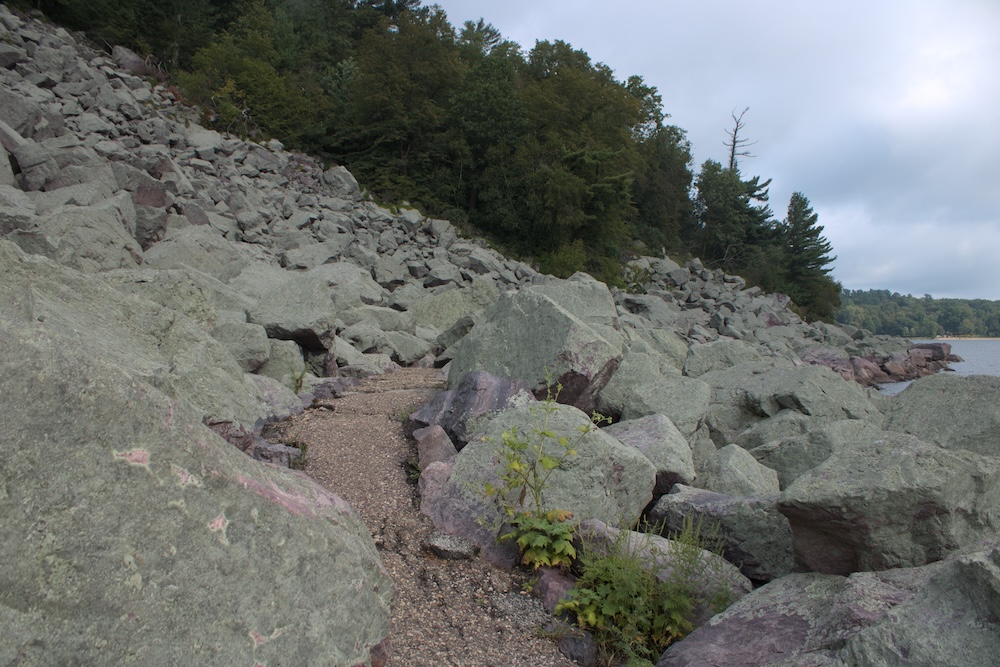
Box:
(0, 241, 264, 428)
(712, 444, 780, 496)
(257, 338, 307, 393)
(697, 359, 796, 445)
(0, 318, 392, 667)
(744, 364, 883, 424)
(229, 263, 338, 351)
(384, 330, 434, 365)
(419, 402, 656, 566)
(311, 261, 386, 310)
(683, 339, 762, 378)
(839, 540, 1000, 667)
(341, 304, 416, 335)
(407, 274, 500, 332)
(648, 485, 794, 583)
(604, 414, 695, 495)
(660, 539, 1000, 667)
(406, 370, 532, 446)
(750, 419, 886, 488)
(597, 352, 711, 439)
(211, 319, 271, 373)
(882, 373, 1000, 456)
(624, 327, 690, 370)
(447, 276, 625, 412)
(779, 430, 1000, 574)
(413, 425, 459, 470)
(657, 566, 937, 667)
(9, 204, 142, 272)
(142, 225, 254, 283)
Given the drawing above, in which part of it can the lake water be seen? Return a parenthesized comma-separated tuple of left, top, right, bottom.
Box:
(878, 339, 1000, 395)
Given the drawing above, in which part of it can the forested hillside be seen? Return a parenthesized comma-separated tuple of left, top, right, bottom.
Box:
(14, 0, 840, 320)
(837, 290, 1000, 338)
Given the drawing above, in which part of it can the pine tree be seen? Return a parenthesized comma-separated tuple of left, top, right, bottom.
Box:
(780, 192, 839, 321)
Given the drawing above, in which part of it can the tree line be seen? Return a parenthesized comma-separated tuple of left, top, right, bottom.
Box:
(837, 290, 1000, 338)
(17, 0, 841, 321)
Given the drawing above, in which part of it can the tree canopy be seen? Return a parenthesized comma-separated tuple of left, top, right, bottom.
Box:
(837, 290, 1000, 337)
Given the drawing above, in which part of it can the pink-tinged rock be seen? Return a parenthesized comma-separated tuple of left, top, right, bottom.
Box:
(407, 369, 532, 447)
(133, 183, 172, 208)
(413, 424, 458, 469)
(911, 341, 951, 361)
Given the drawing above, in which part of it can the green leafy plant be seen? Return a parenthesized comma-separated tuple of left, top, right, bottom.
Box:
(286, 440, 308, 470)
(556, 517, 732, 666)
(481, 384, 609, 570)
(502, 509, 577, 570)
(621, 264, 652, 294)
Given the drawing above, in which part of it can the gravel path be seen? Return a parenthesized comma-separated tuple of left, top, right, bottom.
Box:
(275, 368, 577, 667)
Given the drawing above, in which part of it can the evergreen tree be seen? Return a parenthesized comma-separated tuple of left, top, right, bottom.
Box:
(692, 160, 775, 274)
(779, 192, 839, 321)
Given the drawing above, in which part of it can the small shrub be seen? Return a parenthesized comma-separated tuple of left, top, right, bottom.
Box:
(481, 383, 609, 570)
(621, 264, 652, 294)
(556, 517, 732, 666)
(286, 440, 308, 470)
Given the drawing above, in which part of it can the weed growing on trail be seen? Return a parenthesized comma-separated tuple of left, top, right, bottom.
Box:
(480, 383, 610, 571)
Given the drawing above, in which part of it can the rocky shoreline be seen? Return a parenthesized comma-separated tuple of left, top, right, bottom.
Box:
(2, 5, 998, 666)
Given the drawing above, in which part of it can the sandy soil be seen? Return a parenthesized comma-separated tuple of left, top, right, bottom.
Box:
(272, 368, 577, 667)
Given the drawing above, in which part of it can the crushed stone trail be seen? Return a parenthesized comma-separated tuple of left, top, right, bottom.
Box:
(276, 368, 575, 667)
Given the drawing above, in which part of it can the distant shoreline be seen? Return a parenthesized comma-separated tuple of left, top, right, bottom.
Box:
(917, 337, 1000, 342)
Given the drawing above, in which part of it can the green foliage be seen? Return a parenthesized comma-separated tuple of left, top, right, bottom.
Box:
(692, 159, 775, 273)
(286, 440, 308, 470)
(539, 239, 588, 278)
(482, 385, 609, 570)
(501, 509, 577, 570)
(621, 264, 652, 294)
(838, 289, 1000, 337)
(777, 192, 839, 321)
(557, 517, 733, 666)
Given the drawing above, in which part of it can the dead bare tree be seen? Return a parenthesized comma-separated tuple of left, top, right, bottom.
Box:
(725, 106, 757, 171)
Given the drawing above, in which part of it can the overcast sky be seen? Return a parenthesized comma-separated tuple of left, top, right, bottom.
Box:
(431, 0, 1000, 300)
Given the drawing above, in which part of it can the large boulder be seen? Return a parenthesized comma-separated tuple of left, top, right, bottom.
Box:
(596, 352, 711, 439)
(603, 414, 695, 496)
(419, 402, 656, 566)
(406, 370, 531, 446)
(229, 263, 339, 352)
(8, 204, 142, 272)
(778, 430, 1000, 574)
(0, 318, 392, 666)
(0, 241, 265, 428)
(743, 364, 882, 424)
(647, 485, 794, 583)
(658, 540, 1000, 667)
(711, 444, 780, 496)
(882, 373, 1000, 456)
(406, 274, 500, 332)
(142, 225, 255, 283)
(839, 540, 1000, 666)
(682, 339, 762, 378)
(750, 419, 886, 488)
(447, 275, 625, 412)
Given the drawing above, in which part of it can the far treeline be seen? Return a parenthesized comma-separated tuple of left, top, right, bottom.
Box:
(837, 290, 1000, 338)
(19, 0, 840, 321)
